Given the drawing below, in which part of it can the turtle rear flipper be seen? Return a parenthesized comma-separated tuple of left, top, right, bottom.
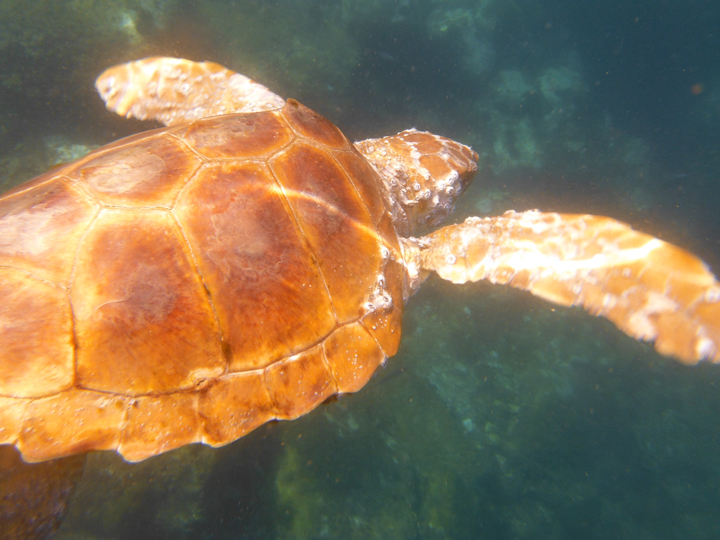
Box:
(95, 57, 285, 126)
(0, 445, 84, 540)
(408, 210, 720, 364)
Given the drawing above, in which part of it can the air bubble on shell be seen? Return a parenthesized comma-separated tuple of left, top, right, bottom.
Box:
(381, 246, 390, 259)
(376, 293, 392, 309)
(446, 254, 457, 265)
(365, 289, 393, 315)
(413, 183, 421, 191)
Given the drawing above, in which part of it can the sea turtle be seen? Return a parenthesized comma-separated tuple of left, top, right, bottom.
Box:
(1, 57, 719, 469)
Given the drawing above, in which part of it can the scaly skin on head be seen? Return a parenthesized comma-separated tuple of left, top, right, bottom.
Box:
(354, 129, 478, 237)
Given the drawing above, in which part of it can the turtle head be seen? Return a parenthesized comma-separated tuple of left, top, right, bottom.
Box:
(355, 130, 478, 237)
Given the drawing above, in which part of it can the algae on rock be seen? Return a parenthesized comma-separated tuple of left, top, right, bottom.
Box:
(274, 368, 483, 539)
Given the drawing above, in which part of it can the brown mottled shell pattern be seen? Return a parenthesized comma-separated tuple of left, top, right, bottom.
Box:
(0, 101, 403, 462)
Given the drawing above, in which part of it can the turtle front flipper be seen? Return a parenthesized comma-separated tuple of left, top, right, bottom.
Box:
(95, 57, 285, 126)
(406, 210, 720, 364)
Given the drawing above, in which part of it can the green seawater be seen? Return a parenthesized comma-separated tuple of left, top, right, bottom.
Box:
(1, 1, 719, 538)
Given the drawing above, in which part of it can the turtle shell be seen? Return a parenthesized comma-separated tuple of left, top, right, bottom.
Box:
(0, 100, 404, 462)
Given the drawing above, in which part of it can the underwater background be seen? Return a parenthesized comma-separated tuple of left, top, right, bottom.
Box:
(1, 0, 720, 538)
